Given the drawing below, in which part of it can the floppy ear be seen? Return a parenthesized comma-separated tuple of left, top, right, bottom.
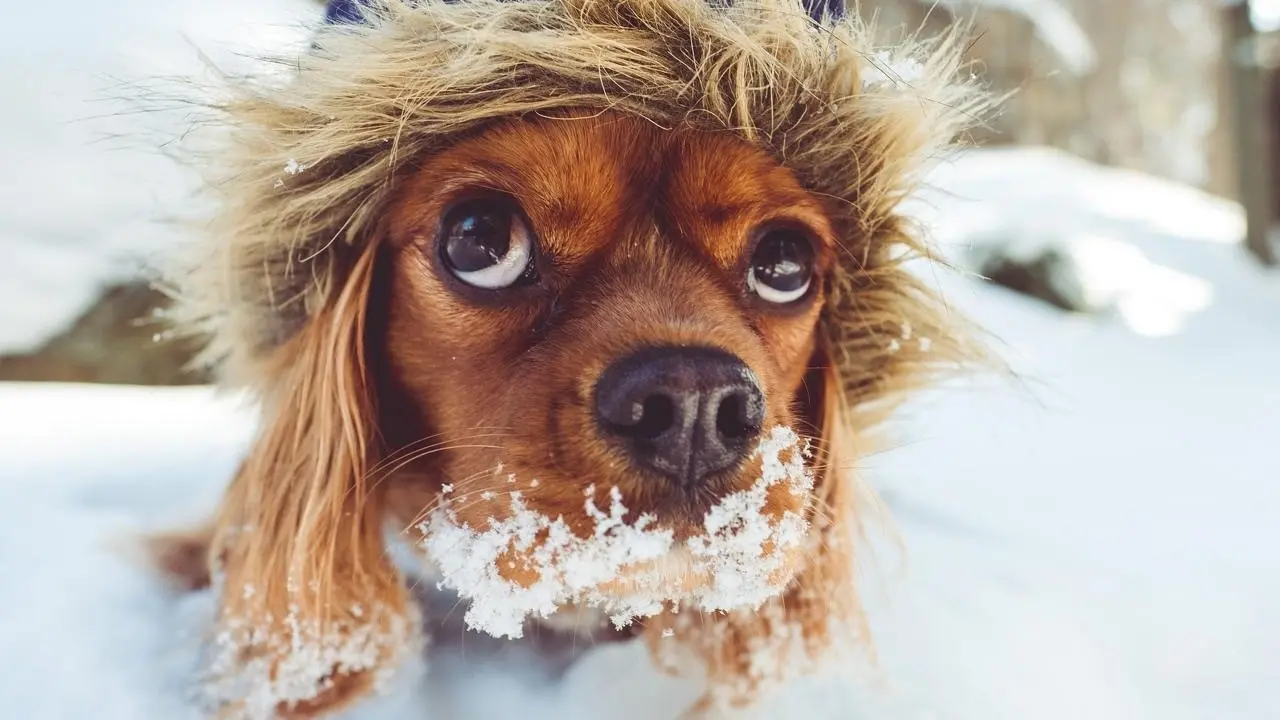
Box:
(206, 241, 416, 718)
(780, 348, 869, 658)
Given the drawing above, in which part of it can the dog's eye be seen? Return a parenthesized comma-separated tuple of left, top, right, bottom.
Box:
(439, 198, 535, 289)
(747, 228, 815, 304)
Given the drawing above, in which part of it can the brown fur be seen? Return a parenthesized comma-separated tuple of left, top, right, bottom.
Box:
(143, 523, 216, 592)
(379, 115, 830, 536)
(150, 1, 992, 717)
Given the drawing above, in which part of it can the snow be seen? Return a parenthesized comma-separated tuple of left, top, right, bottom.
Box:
(423, 485, 677, 639)
(0, 0, 317, 355)
(420, 427, 812, 639)
(1255, 0, 1280, 32)
(204, 588, 420, 720)
(908, 146, 1248, 336)
(861, 52, 927, 89)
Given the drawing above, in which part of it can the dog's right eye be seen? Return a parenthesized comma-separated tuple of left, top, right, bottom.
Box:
(439, 198, 536, 289)
(747, 226, 815, 305)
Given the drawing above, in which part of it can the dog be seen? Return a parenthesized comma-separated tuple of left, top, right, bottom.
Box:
(148, 1, 986, 717)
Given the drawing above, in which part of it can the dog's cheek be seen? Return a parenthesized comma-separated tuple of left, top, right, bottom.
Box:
(383, 251, 541, 446)
(764, 473, 808, 519)
(459, 333, 611, 510)
(759, 303, 823, 393)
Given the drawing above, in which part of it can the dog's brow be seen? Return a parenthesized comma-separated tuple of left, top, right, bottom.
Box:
(465, 157, 522, 186)
(699, 202, 756, 227)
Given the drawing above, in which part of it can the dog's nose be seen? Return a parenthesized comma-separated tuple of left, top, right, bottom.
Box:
(593, 346, 765, 486)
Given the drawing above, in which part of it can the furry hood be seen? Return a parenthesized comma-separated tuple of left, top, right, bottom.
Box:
(171, 0, 987, 415)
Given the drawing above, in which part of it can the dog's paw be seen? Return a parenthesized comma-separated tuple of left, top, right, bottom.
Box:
(136, 524, 216, 592)
(203, 600, 423, 720)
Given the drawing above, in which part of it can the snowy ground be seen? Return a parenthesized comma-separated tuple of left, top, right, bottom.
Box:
(3, 1, 1280, 718)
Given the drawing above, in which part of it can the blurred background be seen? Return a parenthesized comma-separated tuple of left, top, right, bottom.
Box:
(0, 1, 1276, 719)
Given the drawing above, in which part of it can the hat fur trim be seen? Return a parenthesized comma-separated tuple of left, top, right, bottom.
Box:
(169, 0, 989, 420)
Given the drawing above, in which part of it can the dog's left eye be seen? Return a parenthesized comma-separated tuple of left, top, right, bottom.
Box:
(747, 227, 815, 304)
(439, 198, 536, 289)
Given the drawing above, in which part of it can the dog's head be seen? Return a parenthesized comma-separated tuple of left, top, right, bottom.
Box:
(378, 113, 832, 617)
(171, 0, 988, 714)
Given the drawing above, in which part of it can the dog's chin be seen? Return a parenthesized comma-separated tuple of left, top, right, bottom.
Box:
(511, 543, 809, 637)
(589, 542, 806, 601)
(416, 426, 815, 640)
(417, 528, 810, 640)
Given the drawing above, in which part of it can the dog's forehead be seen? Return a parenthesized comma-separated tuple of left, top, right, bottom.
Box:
(398, 113, 831, 264)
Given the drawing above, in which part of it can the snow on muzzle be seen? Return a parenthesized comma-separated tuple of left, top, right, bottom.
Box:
(417, 426, 815, 639)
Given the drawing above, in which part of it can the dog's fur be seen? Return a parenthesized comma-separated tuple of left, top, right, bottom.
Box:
(150, 1, 988, 717)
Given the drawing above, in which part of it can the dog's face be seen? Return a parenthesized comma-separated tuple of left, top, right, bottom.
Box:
(377, 112, 834, 605)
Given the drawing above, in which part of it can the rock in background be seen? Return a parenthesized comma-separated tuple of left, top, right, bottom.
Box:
(0, 282, 207, 385)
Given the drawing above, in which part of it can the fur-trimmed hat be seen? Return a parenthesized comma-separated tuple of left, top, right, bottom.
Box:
(171, 0, 986, 422)
(325, 0, 848, 25)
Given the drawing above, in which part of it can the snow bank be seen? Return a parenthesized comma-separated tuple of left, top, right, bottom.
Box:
(910, 146, 1250, 336)
(0, 0, 316, 355)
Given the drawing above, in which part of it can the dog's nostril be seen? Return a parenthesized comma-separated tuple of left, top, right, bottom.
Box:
(714, 391, 759, 440)
(615, 394, 676, 440)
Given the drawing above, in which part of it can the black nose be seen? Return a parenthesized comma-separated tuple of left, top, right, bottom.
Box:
(593, 346, 765, 486)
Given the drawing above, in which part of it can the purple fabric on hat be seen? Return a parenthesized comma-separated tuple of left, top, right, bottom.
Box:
(323, 0, 844, 25)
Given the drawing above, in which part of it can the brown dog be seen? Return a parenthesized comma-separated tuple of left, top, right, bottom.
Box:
(150, 1, 986, 717)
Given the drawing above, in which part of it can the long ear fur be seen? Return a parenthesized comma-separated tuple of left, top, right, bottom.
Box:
(205, 241, 416, 719)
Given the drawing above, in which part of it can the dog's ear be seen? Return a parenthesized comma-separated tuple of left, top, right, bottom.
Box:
(208, 241, 415, 717)
(787, 345, 868, 650)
